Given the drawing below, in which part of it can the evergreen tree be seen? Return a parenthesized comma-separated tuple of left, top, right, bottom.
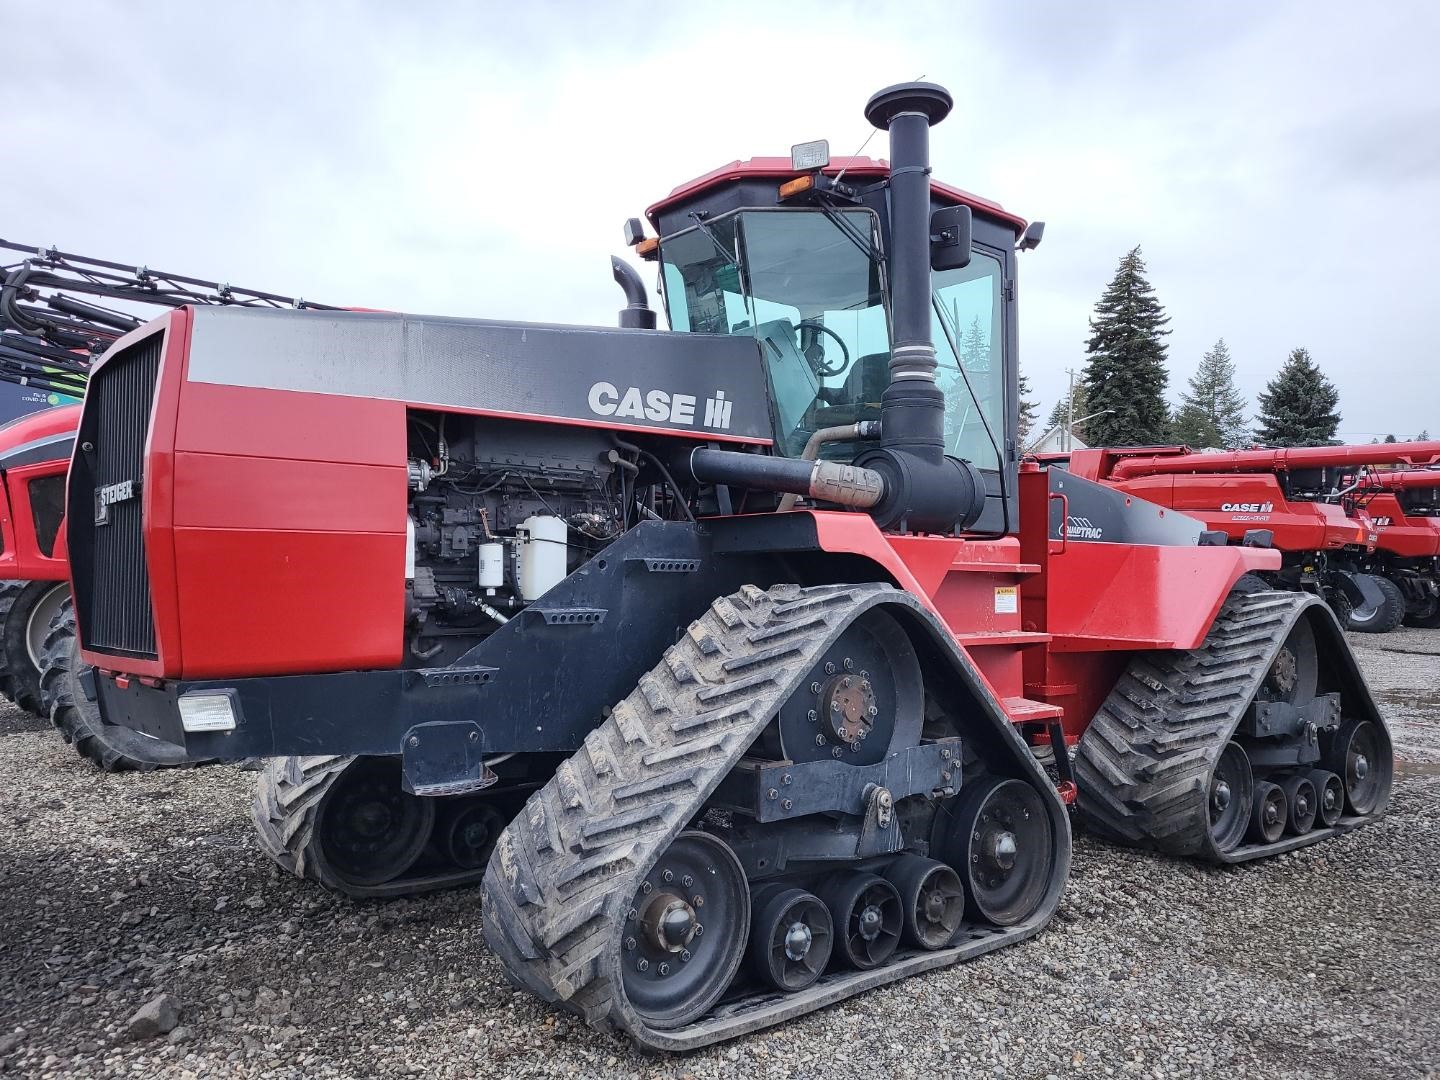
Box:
(1170, 338, 1249, 449)
(1080, 247, 1171, 446)
(1254, 348, 1341, 446)
(1018, 368, 1039, 442)
(958, 315, 989, 372)
(1045, 381, 1090, 441)
(1383, 433, 1398, 443)
(1417, 429, 1431, 441)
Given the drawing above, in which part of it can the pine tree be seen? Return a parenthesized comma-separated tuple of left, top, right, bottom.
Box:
(1045, 382, 1090, 441)
(1254, 347, 1341, 446)
(1383, 433, 1398, 444)
(1170, 338, 1249, 449)
(1417, 429, 1431, 441)
(1018, 368, 1038, 441)
(958, 315, 989, 372)
(1080, 247, 1171, 446)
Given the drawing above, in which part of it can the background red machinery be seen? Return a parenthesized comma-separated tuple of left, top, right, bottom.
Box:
(1061, 441, 1440, 633)
(1351, 468, 1440, 627)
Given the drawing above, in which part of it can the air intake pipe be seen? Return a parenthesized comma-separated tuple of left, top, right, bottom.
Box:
(611, 257, 657, 330)
(687, 82, 986, 534)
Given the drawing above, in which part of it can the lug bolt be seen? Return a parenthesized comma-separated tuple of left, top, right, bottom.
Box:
(807, 709, 817, 723)
(680, 950, 692, 963)
(681, 875, 693, 888)
(832, 701, 842, 713)
(641, 881, 652, 894)
(767, 788, 779, 800)
(662, 869, 674, 882)
(815, 734, 826, 746)
(406, 736, 419, 749)
(625, 937, 636, 951)
(782, 773, 793, 786)
(810, 681, 822, 694)
(941, 749, 952, 760)
(851, 743, 862, 754)
(782, 799, 793, 811)
(627, 907, 638, 921)
(842, 677, 852, 689)
(637, 959, 649, 972)
(694, 896, 704, 907)
(825, 662, 837, 675)
(868, 705, 879, 718)
(832, 747, 844, 759)
(658, 962, 670, 976)
(694, 923, 704, 936)
(844, 657, 855, 671)
(860, 670, 869, 678)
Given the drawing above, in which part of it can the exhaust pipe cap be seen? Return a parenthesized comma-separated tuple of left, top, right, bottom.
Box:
(864, 82, 953, 129)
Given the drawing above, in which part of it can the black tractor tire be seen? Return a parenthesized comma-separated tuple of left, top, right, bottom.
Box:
(39, 597, 195, 772)
(1402, 594, 1440, 629)
(0, 581, 23, 705)
(1, 580, 70, 718)
(1336, 574, 1406, 634)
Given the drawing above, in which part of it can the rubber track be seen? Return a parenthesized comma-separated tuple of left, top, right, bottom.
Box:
(0, 580, 22, 705)
(1074, 589, 1389, 863)
(481, 583, 1055, 1052)
(40, 599, 197, 772)
(251, 755, 486, 899)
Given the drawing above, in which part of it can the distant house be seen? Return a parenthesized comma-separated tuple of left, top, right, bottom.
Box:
(1026, 425, 1090, 455)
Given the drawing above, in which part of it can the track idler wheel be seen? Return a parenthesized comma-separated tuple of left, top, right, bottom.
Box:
(1324, 719, 1392, 816)
(318, 757, 435, 887)
(439, 801, 505, 870)
(1207, 741, 1254, 854)
(820, 872, 902, 970)
(621, 831, 749, 1030)
(1279, 774, 1317, 835)
(1307, 769, 1345, 827)
(884, 855, 964, 950)
(747, 885, 833, 993)
(943, 777, 1054, 926)
(1247, 781, 1287, 844)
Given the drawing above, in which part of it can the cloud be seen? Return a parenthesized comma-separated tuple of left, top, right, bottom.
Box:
(4, 0, 1435, 438)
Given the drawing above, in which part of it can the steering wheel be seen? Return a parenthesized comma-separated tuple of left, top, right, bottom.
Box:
(796, 319, 850, 377)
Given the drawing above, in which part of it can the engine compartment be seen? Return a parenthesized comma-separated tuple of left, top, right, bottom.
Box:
(403, 409, 694, 665)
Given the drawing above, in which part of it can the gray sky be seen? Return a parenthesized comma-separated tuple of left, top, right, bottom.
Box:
(6, 1, 1437, 439)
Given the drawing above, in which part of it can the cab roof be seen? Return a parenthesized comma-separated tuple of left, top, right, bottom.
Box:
(646, 156, 1026, 233)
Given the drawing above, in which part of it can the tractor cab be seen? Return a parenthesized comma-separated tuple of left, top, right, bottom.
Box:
(638, 156, 1029, 536)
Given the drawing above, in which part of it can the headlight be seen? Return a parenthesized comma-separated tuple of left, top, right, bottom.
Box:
(178, 692, 238, 733)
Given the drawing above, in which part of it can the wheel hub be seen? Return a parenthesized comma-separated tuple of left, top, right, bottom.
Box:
(1269, 648, 1299, 695)
(820, 671, 877, 747)
(783, 921, 813, 962)
(1211, 779, 1232, 814)
(642, 895, 698, 953)
(857, 904, 883, 941)
(1353, 754, 1369, 780)
(986, 828, 1018, 872)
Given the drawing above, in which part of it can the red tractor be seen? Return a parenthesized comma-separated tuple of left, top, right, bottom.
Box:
(1062, 442, 1440, 633)
(60, 84, 1390, 1049)
(0, 239, 330, 767)
(1353, 468, 1440, 627)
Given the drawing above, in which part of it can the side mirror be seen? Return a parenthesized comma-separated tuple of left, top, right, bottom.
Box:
(1017, 220, 1045, 252)
(929, 205, 972, 270)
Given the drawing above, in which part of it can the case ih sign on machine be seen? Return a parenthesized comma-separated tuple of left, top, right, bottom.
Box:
(50, 84, 1393, 1050)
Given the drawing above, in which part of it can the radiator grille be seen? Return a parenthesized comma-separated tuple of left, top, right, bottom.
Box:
(84, 337, 162, 657)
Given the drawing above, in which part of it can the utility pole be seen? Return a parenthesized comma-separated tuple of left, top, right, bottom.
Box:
(1065, 368, 1076, 453)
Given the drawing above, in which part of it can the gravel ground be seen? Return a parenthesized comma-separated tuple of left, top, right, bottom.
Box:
(1, 630, 1437, 1080)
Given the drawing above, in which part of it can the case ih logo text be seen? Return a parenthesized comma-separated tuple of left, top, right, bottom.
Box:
(587, 382, 733, 430)
(1066, 516, 1103, 540)
(94, 479, 138, 526)
(1373, 517, 1392, 527)
(1220, 502, 1274, 513)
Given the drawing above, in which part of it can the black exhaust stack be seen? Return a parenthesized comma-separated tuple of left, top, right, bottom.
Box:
(851, 82, 984, 533)
(689, 82, 985, 534)
(611, 257, 657, 330)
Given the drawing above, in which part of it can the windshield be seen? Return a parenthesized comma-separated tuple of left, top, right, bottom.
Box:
(660, 209, 1003, 468)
